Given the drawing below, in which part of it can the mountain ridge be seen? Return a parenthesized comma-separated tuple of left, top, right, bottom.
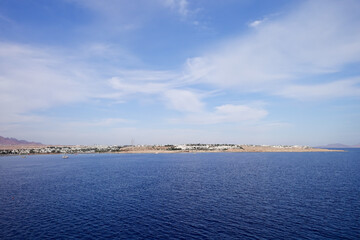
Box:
(0, 136, 43, 146)
(316, 143, 360, 148)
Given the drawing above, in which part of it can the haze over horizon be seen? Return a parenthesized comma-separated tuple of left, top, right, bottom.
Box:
(1, 0, 360, 146)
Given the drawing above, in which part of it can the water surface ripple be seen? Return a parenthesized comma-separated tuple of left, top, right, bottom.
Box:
(1, 150, 359, 239)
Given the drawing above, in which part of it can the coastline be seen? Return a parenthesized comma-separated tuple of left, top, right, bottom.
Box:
(0, 144, 344, 156)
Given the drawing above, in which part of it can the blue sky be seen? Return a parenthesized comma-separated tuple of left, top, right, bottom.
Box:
(1, 0, 360, 146)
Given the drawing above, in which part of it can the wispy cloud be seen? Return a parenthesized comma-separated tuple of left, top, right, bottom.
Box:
(69, 0, 145, 32)
(107, 71, 207, 113)
(170, 104, 268, 125)
(184, 0, 360, 98)
(161, 0, 203, 26)
(0, 41, 147, 126)
(248, 19, 263, 28)
(65, 118, 129, 128)
(110, 70, 179, 83)
(248, 16, 270, 28)
(81, 43, 140, 64)
(0, 13, 14, 24)
(108, 76, 169, 95)
(107, 69, 179, 96)
(163, 0, 189, 17)
(1, 0, 359, 145)
(163, 89, 204, 112)
(276, 78, 360, 100)
(71, 0, 198, 32)
(0, 42, 92, 124)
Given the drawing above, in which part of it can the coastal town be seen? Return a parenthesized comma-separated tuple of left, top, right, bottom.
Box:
(0, 143, 340, 155)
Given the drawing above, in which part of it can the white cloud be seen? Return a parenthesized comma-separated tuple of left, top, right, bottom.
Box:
(163, 0, 189, 17)
(0, 41, 183, 126)
(112, 69, 179, 82)
(107, 69, 180, 97)
(276, 78, 360, 100)
(0, 41, 207, 129)
(170, 104, 268, 124)
(81, 43, 140, 64)
(3, 0, 360, 146)
(0, 42, 92, 124)
(184, 0, 360, 96)
(106, 71, 267, 121)
(248, 17, 268, 28)
(215, 104, 268, 122)
(107, 71, 206, 113)
(163, 89, 204, 112)
(108, 77, 169, 95)
(64, 118, 129, 128)
(161, 0, 202, 26)
(248, 20, 262, 28)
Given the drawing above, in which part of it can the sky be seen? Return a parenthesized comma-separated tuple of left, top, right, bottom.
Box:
(0, 0, 360, 146)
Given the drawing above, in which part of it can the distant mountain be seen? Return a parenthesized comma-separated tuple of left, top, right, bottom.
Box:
(0, 136, 43, 146)
(317, 143, 360, 148)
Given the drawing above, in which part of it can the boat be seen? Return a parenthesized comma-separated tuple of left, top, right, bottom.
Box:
(62, 154, 69, 159)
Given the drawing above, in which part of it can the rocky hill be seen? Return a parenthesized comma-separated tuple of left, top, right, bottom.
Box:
(0, 136, 43, 146)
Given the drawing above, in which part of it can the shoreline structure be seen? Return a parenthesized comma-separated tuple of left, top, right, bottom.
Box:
(0, 144, 343, 155)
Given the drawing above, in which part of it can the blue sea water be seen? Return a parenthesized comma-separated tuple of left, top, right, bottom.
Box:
(1, 150, 360, 239)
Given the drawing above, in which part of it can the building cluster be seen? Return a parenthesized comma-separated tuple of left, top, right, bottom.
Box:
(0, 145, 123, 155)
(252, 145, 310, 149)
(0, 143, 311, 155)
(174, 144, 244, 151)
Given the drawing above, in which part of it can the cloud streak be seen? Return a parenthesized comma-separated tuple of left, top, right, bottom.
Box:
(163, 0, 189, 17)
(276, 78, 360, 100)
(184, 0, 360, 99)
(170, 104, 268, 125)
(107, 71, 207, 113)
(1, 0, 359, 145)
(0, 42, 92, 124)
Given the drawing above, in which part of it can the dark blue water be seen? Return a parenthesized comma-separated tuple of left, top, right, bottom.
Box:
(1, 150, 360, 239)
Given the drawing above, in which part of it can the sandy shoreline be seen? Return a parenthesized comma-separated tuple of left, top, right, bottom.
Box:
(0, 144, 343, 155)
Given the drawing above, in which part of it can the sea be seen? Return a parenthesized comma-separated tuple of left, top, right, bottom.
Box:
(1, 150, 359, 239)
